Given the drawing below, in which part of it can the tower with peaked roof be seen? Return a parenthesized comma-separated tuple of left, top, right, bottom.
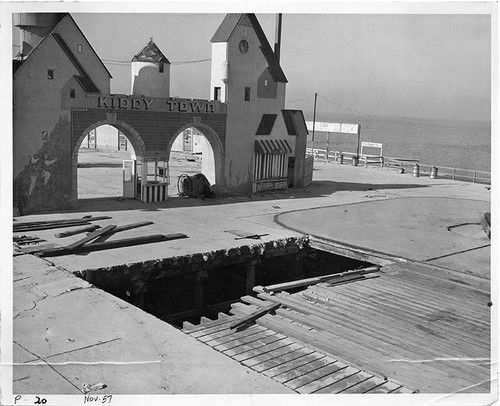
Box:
(131, 38, 171, 97)
(209, 14, 307, 193)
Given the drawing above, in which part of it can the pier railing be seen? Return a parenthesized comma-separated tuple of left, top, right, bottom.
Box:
(306, 148, 491, 185)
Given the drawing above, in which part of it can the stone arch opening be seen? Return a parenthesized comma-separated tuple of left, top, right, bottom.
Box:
(167, 122, 225, 194)
(72, 119, 146, 202)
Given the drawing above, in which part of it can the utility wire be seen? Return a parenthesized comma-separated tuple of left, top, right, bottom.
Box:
(286, 95, 314, 105)
(101, 58, 211, 66)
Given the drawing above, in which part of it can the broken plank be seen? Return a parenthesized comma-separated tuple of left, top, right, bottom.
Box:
(91, 221, 155, 243)
(13, 215, 108, 227)
(37, 234, 187, 257)
(343, 376, 387, 394)
(229, 302, 280, 329)
(261, 265, 381, 293)
(309, 369, 372, 394)
(228, 337, 292, 360)
(18, 243, 58, 254)
(64, 225, 117, 250)
(285, 361, 348, 390)
(13, 221, 92, 232)
(252, 347, 315, 373)
(203, 324, 268, 345)
(55, 225, 100, 238)
(273, 356, 336, 384)
(365, 381, 402, 394)
(261, 351, 326, 378)
(13, 216, 111, 231)
(213, 330, 277, 351)
(242, 343, 304, 368)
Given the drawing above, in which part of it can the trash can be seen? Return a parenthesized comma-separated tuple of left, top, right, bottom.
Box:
(430, 166, 438, 179)
(352, 155, 359, 166)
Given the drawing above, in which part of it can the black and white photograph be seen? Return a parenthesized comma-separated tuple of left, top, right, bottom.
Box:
(1, 1, 497, 405)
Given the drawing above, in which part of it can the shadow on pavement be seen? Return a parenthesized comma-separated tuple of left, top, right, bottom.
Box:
(52, 180, 429, 214)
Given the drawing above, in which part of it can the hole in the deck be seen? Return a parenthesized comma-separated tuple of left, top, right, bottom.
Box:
(77, 246, 374, 328)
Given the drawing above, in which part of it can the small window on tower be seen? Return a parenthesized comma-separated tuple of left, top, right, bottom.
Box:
(159, 63, 164, 73)
(264, 80, 268, 86)
(70, 88, 76, 98)
(77, 44, 83, 53)
(47, 69, 54, 80)
(242, 29, 247, 37)
(214, 87, 221, 101)
(244, 87, 251, 101)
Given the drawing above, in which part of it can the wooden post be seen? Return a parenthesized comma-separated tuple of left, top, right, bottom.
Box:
(311, 92, 318, 167)
(356, 125, 361, 156)
(130, 276, 147, 310)
(246, 260, 259, 294)
(326, 132, 330, 163)
(193, 269, 208, 308)
(452, 168, 456, 180)
(473, 171, 477, 183)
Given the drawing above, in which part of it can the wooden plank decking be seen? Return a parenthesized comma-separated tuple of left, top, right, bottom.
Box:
(183, 261, 490, 394)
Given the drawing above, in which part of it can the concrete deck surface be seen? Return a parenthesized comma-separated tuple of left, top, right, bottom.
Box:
(9, 161, 493, 397)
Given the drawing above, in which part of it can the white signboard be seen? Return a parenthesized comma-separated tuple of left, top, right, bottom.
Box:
(361, 142, 383, 148)
(306, 121, 359, 134)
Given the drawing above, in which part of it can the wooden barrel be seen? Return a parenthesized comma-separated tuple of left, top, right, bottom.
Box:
(430, 166, 438, 179)
(412, 164, 420, 178)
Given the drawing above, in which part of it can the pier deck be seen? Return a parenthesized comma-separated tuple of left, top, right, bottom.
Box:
(8, 163, 493, 398)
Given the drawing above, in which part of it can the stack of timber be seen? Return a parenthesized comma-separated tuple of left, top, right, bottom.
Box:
(13, 217, 188, 257)
(182, 294, 415, 394)
(13, 215, 111, 232)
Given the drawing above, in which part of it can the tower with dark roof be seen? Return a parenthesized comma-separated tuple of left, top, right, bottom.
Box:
(131, 38, 171, 97)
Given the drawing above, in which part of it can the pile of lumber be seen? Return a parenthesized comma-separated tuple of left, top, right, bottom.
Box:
(13, 215, 112, 232)
(13, 215, 188, 257)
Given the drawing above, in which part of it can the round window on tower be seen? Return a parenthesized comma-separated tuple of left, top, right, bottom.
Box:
(239, 39, 249, 54)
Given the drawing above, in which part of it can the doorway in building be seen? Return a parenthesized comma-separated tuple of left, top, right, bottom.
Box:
(168, 126, 216, 197)
(77, 124, 137, 199)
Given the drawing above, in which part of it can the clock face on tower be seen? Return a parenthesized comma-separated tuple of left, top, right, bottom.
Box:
(239, 39, 249, 54)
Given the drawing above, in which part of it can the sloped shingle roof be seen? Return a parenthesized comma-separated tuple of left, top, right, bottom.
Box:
(132, 39, 170, 64)
(211, 13, 287, 83)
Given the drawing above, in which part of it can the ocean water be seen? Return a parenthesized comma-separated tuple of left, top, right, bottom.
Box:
(307, 115, 492, 172)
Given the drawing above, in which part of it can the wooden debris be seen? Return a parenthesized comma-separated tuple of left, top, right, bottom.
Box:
(261, 265, 381, 293)
(55, 225, 100, 238)
(91, 221, 154, 244)
(224, 230, 270, 240)
(13, 216, 112, 232)
(229, 302, 280, 330)
(64, 225, 117, 250)
(36, 233, 188, 257)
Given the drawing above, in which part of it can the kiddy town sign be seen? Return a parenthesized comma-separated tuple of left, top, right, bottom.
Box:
(86, 95, 226, 114)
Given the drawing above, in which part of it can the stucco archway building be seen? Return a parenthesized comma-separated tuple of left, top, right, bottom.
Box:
(13, 13, 308, 214)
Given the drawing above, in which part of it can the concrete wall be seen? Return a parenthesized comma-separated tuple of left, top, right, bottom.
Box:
(131, 61, 170, 98)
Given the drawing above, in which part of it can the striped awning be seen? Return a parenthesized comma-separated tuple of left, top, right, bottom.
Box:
(255, 139, 292, 154)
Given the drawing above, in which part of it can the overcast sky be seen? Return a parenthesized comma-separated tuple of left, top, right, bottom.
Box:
(11, 9, 492, 122)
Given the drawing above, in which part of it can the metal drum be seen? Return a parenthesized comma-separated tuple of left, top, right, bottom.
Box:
(430, 166, 438, 179)
(412, 164, 420, 178)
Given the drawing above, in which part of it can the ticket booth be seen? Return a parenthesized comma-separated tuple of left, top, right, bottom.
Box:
(139, 156, 169, 202)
